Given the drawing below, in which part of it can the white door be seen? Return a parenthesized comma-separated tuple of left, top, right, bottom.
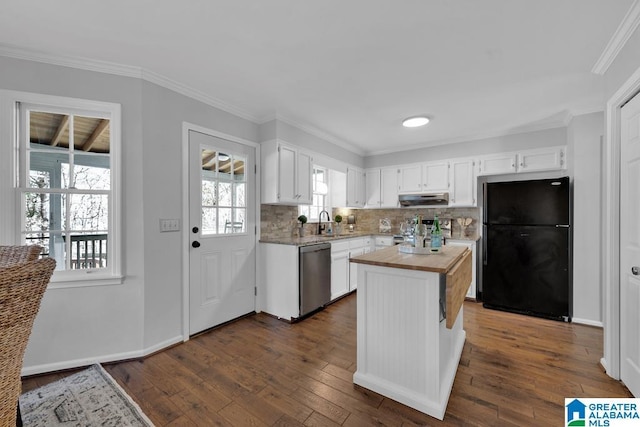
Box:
(620, 91, 640, 396)
(188, 130, 256, 335)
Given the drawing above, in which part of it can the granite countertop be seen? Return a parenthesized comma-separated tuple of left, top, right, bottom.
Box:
(260, 231, 480, 246)
(260, 231, 375, 246)
(350, 244, 468, 274)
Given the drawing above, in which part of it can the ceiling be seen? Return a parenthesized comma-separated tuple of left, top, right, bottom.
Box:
(30, 112, 110, 153)
(0, 0, 635, 155)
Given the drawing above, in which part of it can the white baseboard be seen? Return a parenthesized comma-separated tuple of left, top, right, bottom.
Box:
(22, 335, 184, 377)
(142, 335, 184, 357)
(572, 317, 603, 328)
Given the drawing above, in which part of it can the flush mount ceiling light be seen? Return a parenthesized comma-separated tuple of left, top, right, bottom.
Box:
(402, 116, 430, 128)
(218, 153, 230, 161)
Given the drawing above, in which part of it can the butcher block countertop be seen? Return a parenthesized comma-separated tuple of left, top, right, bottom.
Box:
(350, 244, 468, 274)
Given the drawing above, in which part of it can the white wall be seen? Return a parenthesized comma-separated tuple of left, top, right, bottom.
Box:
(0, 56, 146, 373)
(365, 127, 567, 168)
(568, 112, 604, 326)
(140, 81, 258, 349)
(0, 55, 260, 374)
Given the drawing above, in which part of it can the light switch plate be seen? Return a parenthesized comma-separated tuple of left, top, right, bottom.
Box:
(160, 218, 180, 232)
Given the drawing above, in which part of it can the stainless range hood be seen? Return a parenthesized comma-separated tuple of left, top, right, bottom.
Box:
(399, 193, 449, 207)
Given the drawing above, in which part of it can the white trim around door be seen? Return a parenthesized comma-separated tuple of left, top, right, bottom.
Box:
(603, 64, 640, 380)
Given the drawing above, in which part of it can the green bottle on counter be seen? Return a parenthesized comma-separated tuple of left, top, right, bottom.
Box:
(430, 215, 442, 252)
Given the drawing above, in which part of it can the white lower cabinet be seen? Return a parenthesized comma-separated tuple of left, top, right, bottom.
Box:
(261, 238, 367, 319)
(447, 239, 477, 300)
(363, 237, 373, 254)
(330, 237, 370, 300)
(331, 240, 350, 300)
(349, 239, 366, 291)
(375, 236, 394, 251)
(259, 243, 299, 320)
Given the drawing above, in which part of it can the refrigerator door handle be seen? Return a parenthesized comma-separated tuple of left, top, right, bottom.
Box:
(482, 225, 487, 266)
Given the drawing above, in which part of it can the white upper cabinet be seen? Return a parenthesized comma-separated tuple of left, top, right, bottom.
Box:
(346, 167, 365, 207)
(477, 146, 566, 176)
(365, 167, 400, 208)
(380, 167, 400, 207)
(477, 153, 517, 176)
(398, 164, 422, 193)
(517, 146, 566, 172)
(261, 140, 313, 205)
(448, 158, 476, 206)
(399, 161, 449, 194)
(329, 169, 347, 208)
(296, 151, 313, 203)
(365, 169, 381, 208)
(422, 161, 449, 192)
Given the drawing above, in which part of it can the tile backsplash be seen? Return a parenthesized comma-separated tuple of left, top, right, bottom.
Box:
(261, 204, 480, 240)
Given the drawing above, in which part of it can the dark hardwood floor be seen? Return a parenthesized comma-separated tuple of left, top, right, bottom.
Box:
(22, 294, 631, 426)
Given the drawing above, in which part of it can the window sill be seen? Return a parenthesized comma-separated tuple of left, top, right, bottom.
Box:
(49, 272, 124, 289)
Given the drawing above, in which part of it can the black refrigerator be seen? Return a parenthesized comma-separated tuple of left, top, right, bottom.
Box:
(482, 177, 572, 321)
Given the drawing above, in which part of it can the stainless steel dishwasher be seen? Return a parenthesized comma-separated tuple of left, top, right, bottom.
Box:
(299, 242, 332, 317)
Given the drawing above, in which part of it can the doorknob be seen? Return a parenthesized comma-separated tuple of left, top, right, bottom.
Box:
(192, 226, 199, 233)
(192, 241, 201, 248)
(633, 266, 639, 276)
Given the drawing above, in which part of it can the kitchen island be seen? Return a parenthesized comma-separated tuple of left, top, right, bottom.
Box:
(350, 244, 472, 420)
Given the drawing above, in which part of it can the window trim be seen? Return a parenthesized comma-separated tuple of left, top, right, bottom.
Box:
(0, 90, 122, 288)
(299, 165, 329, 221)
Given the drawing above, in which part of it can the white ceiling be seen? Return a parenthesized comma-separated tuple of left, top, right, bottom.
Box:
(0, 0, 635, 155)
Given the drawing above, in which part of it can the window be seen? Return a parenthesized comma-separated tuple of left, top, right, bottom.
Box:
(299, 166, 328, 221)
(200, 148, 246, 235)
(1, 92, 121, 285)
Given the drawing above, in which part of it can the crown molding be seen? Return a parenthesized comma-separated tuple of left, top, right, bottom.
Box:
(0, 43, 142, 78)
(141, 68, 260, 123)
(265, 114, 366, 156)
(592, 0, 640, 75)
(0, 43, 260, 123)
(0, 43, 367, 154)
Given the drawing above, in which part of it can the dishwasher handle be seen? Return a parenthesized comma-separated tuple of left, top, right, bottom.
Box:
(299, 242, 332, 253)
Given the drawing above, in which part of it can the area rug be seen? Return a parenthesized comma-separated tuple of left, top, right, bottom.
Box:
(19, 364, 154, 426)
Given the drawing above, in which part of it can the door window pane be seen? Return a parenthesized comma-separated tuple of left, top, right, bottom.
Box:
(218, 182, 232, 207)
(202, 208, 217, 234)
(200, 148, 247, 236)
(234, 183, 246, 207)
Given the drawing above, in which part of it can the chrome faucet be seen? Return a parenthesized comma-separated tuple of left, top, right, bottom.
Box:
(318, 210, 331, 234)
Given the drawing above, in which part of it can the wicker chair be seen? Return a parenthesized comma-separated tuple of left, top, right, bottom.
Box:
(0, 258, 56, 427)
(0, 246, 43, 268)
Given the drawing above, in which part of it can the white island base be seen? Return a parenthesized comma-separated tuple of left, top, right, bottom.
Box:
(353, 264, 466, 420)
